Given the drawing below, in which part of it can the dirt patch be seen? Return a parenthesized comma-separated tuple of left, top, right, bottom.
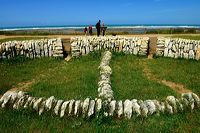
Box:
(8, 79, 35, 92)
(143, 60, 192, 94)
(161, 80, 192, 93)
(0, 80, 35, 98)
(148, 37, 157, 59)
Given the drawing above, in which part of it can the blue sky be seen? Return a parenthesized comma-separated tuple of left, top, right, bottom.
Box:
(0, 0, 200, 27)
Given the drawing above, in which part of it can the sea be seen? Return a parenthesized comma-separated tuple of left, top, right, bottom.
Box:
(0, 24, 200, 31)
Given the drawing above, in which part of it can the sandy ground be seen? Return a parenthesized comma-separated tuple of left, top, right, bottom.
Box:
(0, 34, 200, 40)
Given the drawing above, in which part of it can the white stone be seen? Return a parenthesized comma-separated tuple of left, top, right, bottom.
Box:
(189, 50, 194, 59)
(88, 100, 95, 117)
(117, 100, 123, 118)
(138, 100, 148, 117)
(166, 96, 177, 113)
(45, 96, 56, 111)
(109, 100, 116, 116)
(24, 97, 34, 108)
(182, 93, 195, 110)
(124, 100, 132, 119)
(74, 100, 81, 116)
(192, 93, 200, 107)
(39, 101, 46, 115)
(165, 102, 173, 114)
(54, 100, 63, 115)
(82, 98, 90, 116)
(144, 100, 156, 115)
(131, 99, 141, 116)
(68, 100, 75, 116)
(95, 99, 102, 112)
(60, 101, 69, 118)
(33, 98, 43, 111)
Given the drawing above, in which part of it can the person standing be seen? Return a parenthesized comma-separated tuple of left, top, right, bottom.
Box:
(96, 20, 101, 37)
(89, 25, 93, 36)
(84, 27, 88, 36)
(102, 22, 106, 36)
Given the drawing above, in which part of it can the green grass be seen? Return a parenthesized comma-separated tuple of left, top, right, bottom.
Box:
(171, 35, 200, 40)
(111, 53, 178, 100)
(148, 57, 200, 94)
(1, 53, 200, 132)
(1, 107, 200, 132)
(0, 57, 61, 94)
(29, 55, 100, 100)
(0, 54, 101, 99)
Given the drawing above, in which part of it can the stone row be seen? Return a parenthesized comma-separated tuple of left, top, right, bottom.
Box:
(98, 51, 113, 100)
(0, 38, 63, 59)
(71, 36, 149, 58)
(156, 37, 200, 60)
(1, 91, 200, 119)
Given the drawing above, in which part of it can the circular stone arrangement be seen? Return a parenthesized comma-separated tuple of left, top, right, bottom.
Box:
(0, 50, 200, 119)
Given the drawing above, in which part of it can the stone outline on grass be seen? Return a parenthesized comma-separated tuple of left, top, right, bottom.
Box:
(1, 37, 200, 120)
(0, 91, 200, 119)
(98, 51, 113, 100)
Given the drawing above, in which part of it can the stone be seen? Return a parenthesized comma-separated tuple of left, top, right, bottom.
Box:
(192, 93, 200, 107)
(45, 96, 56, 111)
(166, 96, 177, 113)
(175, 99, 184, 112)
(182, 93, 195, 110)
(117, 100, 123, 118)
(13, 95, 29, 109)
(131, 99, 141, 116)
(88, 100, 95, 117)
(24, 97, 34, 108)
(109, 100, 116, 116)
(195, 48, 200, 60)
(95, 99, 102, 112)
(28, 98, 37, 108)
(138, 100, 148, 117)
(124, 100, 132, 119)
(100, 66, 112, 75)
(164, 48, 168, 57)
(68, 100, 75, 116)
(189, 50, 194, 59)
(39, 101, 46, 115)
(74, 100, 81, 116)
(165, 102, 173, 114)
(64, 55, 72, 62)
(33, 98, 43, 111)
(60, 101, 69, 118)
(82, 98, 90, 117)
(144, 100, 156, 115)
(54, 100, 63, 115)
(152, 100, 162, 114)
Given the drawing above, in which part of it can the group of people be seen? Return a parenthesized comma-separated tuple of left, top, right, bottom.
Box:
(84, 20, 106, 37)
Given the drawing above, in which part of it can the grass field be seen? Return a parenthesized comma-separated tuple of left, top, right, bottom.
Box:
(1, 52, 200, 132)
(0, 36, 200, 132)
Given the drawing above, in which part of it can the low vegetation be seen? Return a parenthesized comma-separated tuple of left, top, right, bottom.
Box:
(1, 51, 200, 132)
(0, 36, 200, 132)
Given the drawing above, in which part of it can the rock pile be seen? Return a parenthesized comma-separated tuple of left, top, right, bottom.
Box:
(156, 37, 200, 60)
(71, 36, 149, 58)
(1, 91, 200, 119)
(98, 51, 113, 100)
(0, 38, 63, 59)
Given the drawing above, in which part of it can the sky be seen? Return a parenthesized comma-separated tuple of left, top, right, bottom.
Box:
(0, 0, 200, 27)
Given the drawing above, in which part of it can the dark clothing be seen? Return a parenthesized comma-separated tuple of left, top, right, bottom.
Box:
(96, 22, 101, 36)
(89, 26, 92, 35)
(102, 27, 105, 36)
